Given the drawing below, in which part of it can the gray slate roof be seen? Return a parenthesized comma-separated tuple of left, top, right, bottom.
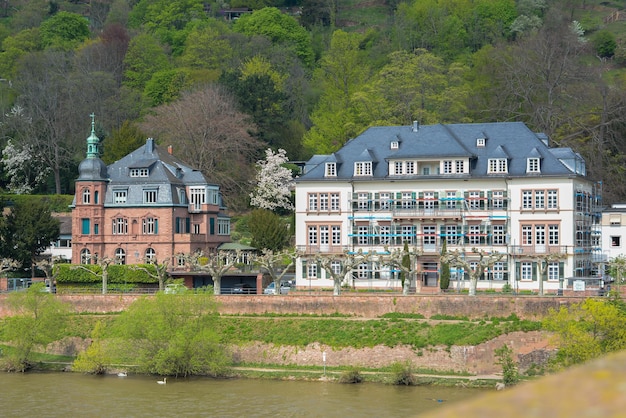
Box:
(298, 122, 586, 181)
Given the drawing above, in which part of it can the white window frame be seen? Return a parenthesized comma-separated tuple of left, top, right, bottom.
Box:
(527, 158, 540, 173)
(143, 217, 157, 234)
(521, 262, 533, 280)
(143, 189, 158, 204)
(325, 162, 336, 177)
(547, 190, 558, 209)
(218, 218, 230, 235)
(330, 193, 340, 212)
(130, 168, 149, 177)
(355, 162, 372, 176)
(488, 158, 508, 173)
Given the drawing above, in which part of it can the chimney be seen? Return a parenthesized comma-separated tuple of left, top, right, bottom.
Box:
(412, 121, 419, 132)
(168, 145, 173, 155)
(146, 137, 154, 152)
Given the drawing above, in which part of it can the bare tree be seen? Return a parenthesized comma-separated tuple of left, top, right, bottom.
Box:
(253, 248, 300, 296)
(140, 85, 263, 210)
(441, 248, 505, 296)
(131, 258, 171, 292)
(186, 250, 240, 295)
(381, 246, 423, 295)
(534, 252, 567, 296)
(314, 249, 371, 296)
(72, 256, 117, 295)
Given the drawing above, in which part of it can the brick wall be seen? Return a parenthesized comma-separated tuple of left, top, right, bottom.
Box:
(0, 293, 584, 319)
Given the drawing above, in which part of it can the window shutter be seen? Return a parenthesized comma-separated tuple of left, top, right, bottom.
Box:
(210, 218, 215, 235)
(186, 217, 191, 233)
(155, 219, 158, 234)
(515, 262, 520, 280)
(302, 259, 307, 276)
(175, 217, 180, 234)
(532, 262, 538, 281)
(559, 262, 564, 278)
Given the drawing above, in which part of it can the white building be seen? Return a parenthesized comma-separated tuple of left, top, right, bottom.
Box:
(294, 122, 602, 293)
(601, 203, 626, 267)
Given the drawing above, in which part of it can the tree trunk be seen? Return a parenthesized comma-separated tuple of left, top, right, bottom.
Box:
(333, 278, 341, 296)
(102, 271, 108, 295)
(213, 276, 221, 295)
(469, 276, 477, 296)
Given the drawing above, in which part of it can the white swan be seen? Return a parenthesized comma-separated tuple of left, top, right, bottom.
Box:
(157, 377, 167, 385)
(117, 372, 127, 377)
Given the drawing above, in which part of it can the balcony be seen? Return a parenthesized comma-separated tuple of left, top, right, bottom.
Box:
(509, 245, 569, 256)
(297, 245, 351, 255)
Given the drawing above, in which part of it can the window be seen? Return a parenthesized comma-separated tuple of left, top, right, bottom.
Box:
(114, 190, 127, 204)
(422, 167, 430, 175)
(354, 162, 372, 176)
(492, 224, 505, 245)
(527, 158, 540, 173)
(189, 187, 206, 210)
(330, 193, 340, 212)
(357, 263, 369, 279)
(308, 226, 317, 245)
(445, 225, 457, 244)
(401, 192, 413, 209)
(402, 225, 414, 244)
(175, 217, 190, 233)
(115, 248, 126, 264)
(488, 158, 508, 173)
(218, 218, 230, 235)
(455, 160, 464, 173)
(477, 138, 485, 147)
(549, 225, 559, 245)
(492, 262, 505, 280)
(522, 190, 533, 209)
(446, 191, 456, 209)
(610, 216, 621, 226)
(113, 218, 128, 235)
(406, 161, 415, 174)
(80, 249, 91, 264)
(176, 254, 186, 267)
(535, 190, 545, 209)
(521, 262, 533, 280)
(357, 193, 369, 210)
(143, 189, 158, 204)
(611, 236, 621, 247)
(424, 191, 436, 211)
(319, 193, 328, 211)
(468, 191, 481, 210)
(332, 226, 341, 245)
(307, 262, 318, 279)
(145, 248, 156, 262)
(94, 223, 99, 235)
(94, 191, 99, 204)
(325, 162, 336, 177)
(82, 188, 90, 204)
(492, 191, 504, 209)
(469, 225, 481, 245)
(443, 160, 453, 174)
(380, 225, 390, 245)
(308, 194, 318, 211)
(535, 225, 545, 245)
(357, 225, 369, 245)
(81, 218, 90, 235)
(130, 168, 149, 177)
(331, 261, 341, 275)
(423, 225, 436, 245)
(394, 161, 403, 175)
(142, 217, 158, 234)
(547, 190, 558, 209)
(548, 262, 559, 281)
(390, 141, 399, 149)
(178, 188, 187, 204)
(522, 225, 532, 245)
(379, 192, 391, 210)
(320, 226, 329, 245)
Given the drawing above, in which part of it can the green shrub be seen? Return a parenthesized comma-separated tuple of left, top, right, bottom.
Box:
(338, 367, 363, 383)
(390, 361, 417, 385)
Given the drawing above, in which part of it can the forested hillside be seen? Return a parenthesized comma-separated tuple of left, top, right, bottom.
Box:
(0, 0, 625, 210)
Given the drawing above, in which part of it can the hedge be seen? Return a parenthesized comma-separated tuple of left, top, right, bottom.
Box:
(55, 264, 159, 284)
(1, 194, 74, 213)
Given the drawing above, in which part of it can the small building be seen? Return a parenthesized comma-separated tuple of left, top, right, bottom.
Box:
(601, 203, 626, 264)
(70, 115, 231, 266)
(42, 213, 73, 262)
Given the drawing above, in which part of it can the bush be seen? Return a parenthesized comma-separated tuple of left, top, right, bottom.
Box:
(339, 367, 363, 383)
(494, 344, 519, 386)
(390, 361, 417, 385)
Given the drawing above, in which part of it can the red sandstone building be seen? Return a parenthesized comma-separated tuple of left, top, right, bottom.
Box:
(71, 116, 231, 265)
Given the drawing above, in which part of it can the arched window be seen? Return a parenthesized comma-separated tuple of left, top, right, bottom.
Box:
(115, 248, 126, 265)
(145, 248, 156, 263)
(82, 188, 91, 204)
(80, 249, 91, 264)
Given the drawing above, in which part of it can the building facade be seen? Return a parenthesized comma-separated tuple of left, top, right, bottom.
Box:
(294, 122, 602, 293)
(71, 116, 230, 266)
(601, 203, 626, 263)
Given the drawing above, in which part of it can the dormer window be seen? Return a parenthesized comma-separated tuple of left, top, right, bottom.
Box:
(325, 162, 336, 177)
(477, 138, 485, 147)
(355, 162, 372, 176)
(390, 141, 399, 150)
(488, 158, 508, 174)
(130, 168, 149, 177)
(527, 157, 540, 173)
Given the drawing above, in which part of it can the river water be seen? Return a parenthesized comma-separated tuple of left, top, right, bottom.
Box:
(1, 372, 488, 417)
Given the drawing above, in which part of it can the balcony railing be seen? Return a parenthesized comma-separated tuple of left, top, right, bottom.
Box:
(509, 245, 569, 255)
(297, 245, 351, 255)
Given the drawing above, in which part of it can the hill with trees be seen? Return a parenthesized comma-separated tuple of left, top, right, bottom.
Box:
(0, 0, 625, 209)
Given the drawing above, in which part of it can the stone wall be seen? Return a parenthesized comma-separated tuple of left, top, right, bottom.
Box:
(0, 293, 582, 319)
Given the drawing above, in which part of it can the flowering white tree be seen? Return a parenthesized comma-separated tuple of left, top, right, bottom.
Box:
(2, 139, 50, 194)
(250, 148, 294, 211)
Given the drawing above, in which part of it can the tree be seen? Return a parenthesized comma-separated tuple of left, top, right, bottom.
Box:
(139, 84, 262, 211)
(3, 282, 70, 371)
(592, 30, 616, 59)
(439, 239, 450, 291)
(494, 344, 519, 386)
(534, 252, 566, 296)
(440, 248, 504, 296)
(112, 291, 231, 377)
(72, 321, 110, 374)
(72, 256, 117, 295)
(315, 249, 371, 296)
(39, 11, 90, 50)
(253, 248, 300, 296)
(608, 255, 626, 295)
(122, 33, 171, 91)
(382, 245, 422, 295)
(186, 250, 240, 295)
(1, 137, 50, 194)
(250, 148, 294, 212)
(543, 298, 626, 369)
(0, 199, 59, 271)
(233, 7, 314, 67)
(101, 121, 146, 165)
(248, 209, 291, 252)
(131, 258, 171, 292)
